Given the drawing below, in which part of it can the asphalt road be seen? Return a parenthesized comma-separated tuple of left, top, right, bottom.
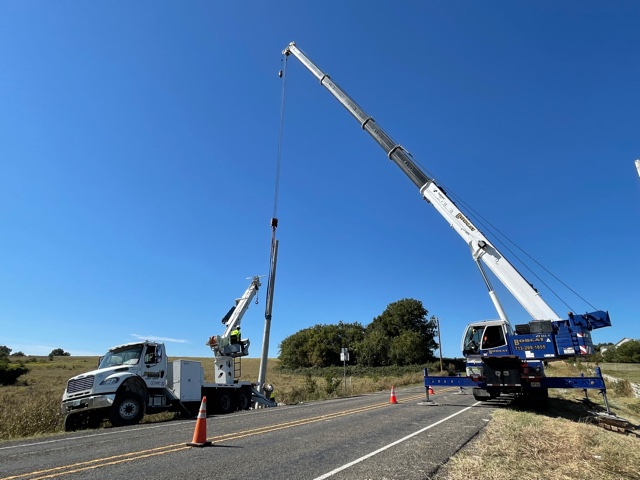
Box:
(0, 386, 502, 480)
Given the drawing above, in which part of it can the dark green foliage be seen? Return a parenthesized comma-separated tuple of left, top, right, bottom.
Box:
(278, 299, 439, 368)
(49, 348, 71, 357)
(10, 351, 25, 357)
(598, 340, 640, 363)
(324, 374, 342, 395)
(0, 346, 11, 361)
(0, 363, 29, 386)
(279, 321, 365, 368)
(358, 298, 438, 367)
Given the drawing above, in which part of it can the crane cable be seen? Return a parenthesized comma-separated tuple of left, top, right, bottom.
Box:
(272, 55, 288, 221)
(264, 55, 289, 320)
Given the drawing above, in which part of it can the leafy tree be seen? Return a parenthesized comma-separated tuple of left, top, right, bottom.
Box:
(358, 298, 437, 367)
(279, 321, 365, 368)
(357, 329, 390, 366)
(278, 298, 439, 368)
(49, 348, 71, 357)
(0, 346, 11, 362)
(616, 340, 640, 363)
(10, 351, 25, 357)
(598, 340, 640, 363)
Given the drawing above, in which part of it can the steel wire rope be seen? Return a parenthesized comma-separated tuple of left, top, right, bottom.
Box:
(263, 57, 289, 304)
(408, 154, 597, 314)
(273, 56, 288, 219)
(446, 187, 597, 312)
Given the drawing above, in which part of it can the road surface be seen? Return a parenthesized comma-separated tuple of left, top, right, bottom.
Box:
(0, 386, 503, 480)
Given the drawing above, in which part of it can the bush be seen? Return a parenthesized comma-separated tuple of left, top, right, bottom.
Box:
(610, 378, 633, 397)
(324, 375, 342, 396)
(0, 363, 29, 386)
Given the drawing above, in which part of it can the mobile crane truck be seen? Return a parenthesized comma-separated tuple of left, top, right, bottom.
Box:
(282, 42, 612, 407)
(61, 276, 276, 431)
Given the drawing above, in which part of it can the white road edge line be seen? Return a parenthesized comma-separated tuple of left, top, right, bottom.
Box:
(313, 401, 482, 480)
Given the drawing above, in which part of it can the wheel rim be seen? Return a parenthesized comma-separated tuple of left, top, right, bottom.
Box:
(119, 399, 139, 419)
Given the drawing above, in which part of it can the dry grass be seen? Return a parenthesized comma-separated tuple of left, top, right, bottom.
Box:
(438, 409, 640, 480)
(0, 356, 99, 439)
(438, 361, 640, 480)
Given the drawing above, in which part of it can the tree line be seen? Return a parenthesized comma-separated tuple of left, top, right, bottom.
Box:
(278, 298, 438, 368)
(595, 340, 640, 363)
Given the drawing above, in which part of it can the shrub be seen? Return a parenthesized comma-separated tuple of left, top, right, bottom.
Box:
(0, 364, 30, 386)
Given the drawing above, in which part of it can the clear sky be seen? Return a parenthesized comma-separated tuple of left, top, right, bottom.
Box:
(1, 2, 638, 361)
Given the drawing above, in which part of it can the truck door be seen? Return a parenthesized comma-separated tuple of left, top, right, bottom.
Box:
(141, 344, 166, 387)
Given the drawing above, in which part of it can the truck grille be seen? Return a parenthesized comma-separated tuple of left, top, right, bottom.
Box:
(67, 375, 94, 394)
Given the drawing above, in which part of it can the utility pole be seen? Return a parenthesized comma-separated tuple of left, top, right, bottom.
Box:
(431, 316, 443, 372)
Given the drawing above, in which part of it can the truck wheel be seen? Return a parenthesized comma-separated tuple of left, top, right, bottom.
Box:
(109, 392, 145, 427)
(237, 390, 251, 410)
(218, 392, 235, 414)
(87, 412, 103, 429)
(64, 413, 81, 432)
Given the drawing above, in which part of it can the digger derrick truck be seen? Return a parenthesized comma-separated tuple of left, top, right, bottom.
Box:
(61, 276, 275, 431)
(283, 42, 612, 406)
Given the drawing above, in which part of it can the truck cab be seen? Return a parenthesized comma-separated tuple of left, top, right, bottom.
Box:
(62, 341, 169, 430)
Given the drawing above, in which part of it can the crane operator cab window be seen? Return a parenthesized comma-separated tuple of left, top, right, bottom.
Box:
(463, 326, 483, 355)
(463, 324, 508, 355)
(481, 325, 507, 350)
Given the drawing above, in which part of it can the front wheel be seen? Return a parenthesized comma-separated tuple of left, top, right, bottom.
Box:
(109, 392, 145, 427)
(64, 411, 104, 431)
(64, 413, 81, 432)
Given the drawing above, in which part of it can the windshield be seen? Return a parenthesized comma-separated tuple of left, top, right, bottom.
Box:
(462, 326, 483, 356)
(98, 344, 144, 368)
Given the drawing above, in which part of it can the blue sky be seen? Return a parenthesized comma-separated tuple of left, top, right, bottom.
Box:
(1, 2, 638, 361)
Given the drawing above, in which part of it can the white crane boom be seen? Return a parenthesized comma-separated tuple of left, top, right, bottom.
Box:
(283, 42, 560, 322)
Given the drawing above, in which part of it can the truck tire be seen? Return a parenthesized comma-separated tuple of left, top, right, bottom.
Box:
(237, 390, 251, 410)
(218, 392, 235, 414)
(64, 413, 81, 432)
(109, 392, 145, 427)
(64, 412, 103, 431)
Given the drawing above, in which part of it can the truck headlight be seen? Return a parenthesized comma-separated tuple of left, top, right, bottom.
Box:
(100, 377, 120, 386)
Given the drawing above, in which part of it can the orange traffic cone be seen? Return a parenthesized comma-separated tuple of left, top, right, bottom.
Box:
(428, 386, 435, 396)
(186, 396, 212, 447)
(390, 386, 398, 404)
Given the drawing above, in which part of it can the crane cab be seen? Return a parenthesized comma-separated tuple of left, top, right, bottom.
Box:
(461, 320, 512, 357)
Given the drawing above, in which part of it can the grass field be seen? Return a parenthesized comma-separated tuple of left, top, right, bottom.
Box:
(597, 362, 640, 384)
(1, 356, 638, 479)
